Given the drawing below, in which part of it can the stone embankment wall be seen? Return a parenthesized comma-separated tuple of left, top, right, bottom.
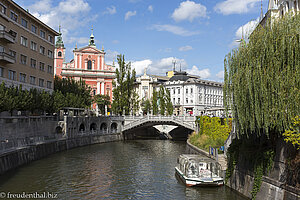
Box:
(0, 116, 124, 175)
(226, 140, 299, 200)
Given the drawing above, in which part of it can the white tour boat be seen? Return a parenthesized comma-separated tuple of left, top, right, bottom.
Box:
(175, 154, 224, 187)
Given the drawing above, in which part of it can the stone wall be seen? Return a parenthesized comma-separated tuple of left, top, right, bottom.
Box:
(0, 134, 122, 175)
(226, 139, 300, 200)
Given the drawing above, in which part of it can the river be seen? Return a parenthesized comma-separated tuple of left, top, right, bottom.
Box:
(0, 140, 246, 199)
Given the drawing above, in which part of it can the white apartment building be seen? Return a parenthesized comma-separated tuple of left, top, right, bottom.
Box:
(164, 71, 223, 116)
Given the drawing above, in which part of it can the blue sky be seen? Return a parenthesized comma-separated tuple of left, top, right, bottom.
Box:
(15, 0, 269, 81)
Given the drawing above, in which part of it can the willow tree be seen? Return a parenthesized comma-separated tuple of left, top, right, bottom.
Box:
(224, 14, 300, 139)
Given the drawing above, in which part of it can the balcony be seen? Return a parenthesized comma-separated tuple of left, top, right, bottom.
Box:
(0, 52, 15, 63)
(0, 30, 16, 43)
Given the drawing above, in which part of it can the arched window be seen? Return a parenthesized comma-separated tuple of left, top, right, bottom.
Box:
(58, 51, 62, 57)
(87, 60, 92, 70)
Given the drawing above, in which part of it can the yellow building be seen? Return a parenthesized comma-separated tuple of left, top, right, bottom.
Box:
(0, 0, 58, 92)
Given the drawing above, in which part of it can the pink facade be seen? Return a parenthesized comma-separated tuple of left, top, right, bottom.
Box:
(54, 30, 115, 105)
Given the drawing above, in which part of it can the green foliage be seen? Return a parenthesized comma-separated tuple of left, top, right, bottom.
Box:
(158, 85, 166, 115)
(0, 76, 92, 114)
(94, 94, 111, 115)
(111, 54, 137, 115)
(165, 88, 173, 115)
(141, 99, 151, 115)
(152, 90, 158, 115)
(189, 116, 232, 150)
(283, 116, 300, 150)
(224, 14, 300, 138)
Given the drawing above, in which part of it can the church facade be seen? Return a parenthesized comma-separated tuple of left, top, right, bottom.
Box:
(54, 28, 115, 104)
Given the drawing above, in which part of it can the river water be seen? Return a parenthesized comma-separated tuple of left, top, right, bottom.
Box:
(0, 140, 246, 200)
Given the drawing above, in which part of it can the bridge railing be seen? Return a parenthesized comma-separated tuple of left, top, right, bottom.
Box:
(123, 115, 196, 131)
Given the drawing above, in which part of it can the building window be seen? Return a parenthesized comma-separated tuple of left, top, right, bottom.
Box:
(87, 60, 92, 70)
(0, 3, 6, 14)
(191, 99, 193, 103)
(20, 54, 27, 65)
(30, 76, 36, 85)
(40, 30, 45, 38)
(19, 73, 26, 83)
(173, 88, 175, 94)
(106, 88, 110, 95)
(31, 41, 37, 51)
(48, 50, 53, 58)
(48, 35, 53, 43)
(47, 65, 52, 73)
(178, 98, 180, 104)
(47, 81, 52, 89)
(8, 70, 16, 80)
(9, 50, 16, 58)
(93, 89, 96, 96)
(186, 88, 188, 94)
(178, 88, 180, 94)
(186, 98, 188, 104)
(58, 51, 62, 57)
(40, 46, 45, 55)
(21, 18, 27, 28)
(31, 25, 37, 34)
(39, 62, 45, 71)
(191, 88, 193, 93)
(0, 67, 3, 77)
(21, 36, 27, 47)
(31, 59, 36, 68)
(39, 78, 44, 87)
(10, 11, 18, 22)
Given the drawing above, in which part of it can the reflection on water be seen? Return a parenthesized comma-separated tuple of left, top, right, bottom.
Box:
(0, 140, 246, 200)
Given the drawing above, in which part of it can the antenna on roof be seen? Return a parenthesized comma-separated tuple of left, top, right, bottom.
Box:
(172, 59, 176, 71)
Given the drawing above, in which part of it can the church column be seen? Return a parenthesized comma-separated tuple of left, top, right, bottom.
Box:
(101, 56, 104, 70)
(101, 82, 105, 95)
(74, 53, 77, 68)
(97, 81, 100, 94)
(79, 54, 82, 69)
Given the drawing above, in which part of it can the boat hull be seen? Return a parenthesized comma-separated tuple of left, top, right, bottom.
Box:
(175, 167, 223, 187)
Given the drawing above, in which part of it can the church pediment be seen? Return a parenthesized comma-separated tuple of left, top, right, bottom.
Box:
(75, 46, 103, 54)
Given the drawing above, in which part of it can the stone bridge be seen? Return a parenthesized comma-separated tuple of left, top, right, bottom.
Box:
(122, 116, 196, 140)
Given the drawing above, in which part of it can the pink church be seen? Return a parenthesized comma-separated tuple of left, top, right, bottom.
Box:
(54, 28, 115, 107)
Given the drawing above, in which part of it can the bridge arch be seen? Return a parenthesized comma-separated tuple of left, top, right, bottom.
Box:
(79, 123, 85, 131)
(90, 123, 97, 131)
(100, 123, 108, 132)
(111, 122, 118, 133)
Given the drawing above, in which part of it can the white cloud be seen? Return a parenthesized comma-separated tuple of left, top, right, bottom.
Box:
(232, 18, 259, 47)
(172, 0, 208, 22)
(27, 0, 96, 32)
(103, 6, 116, 15)
(131, 57, 187, 75)
(148, 5, 153, 13)
(28, 0, 52, 13)
(179, 45, 193, 51)
(132, 60, 153, 75)
(159, 48, 172, 53)
(187, 66, 211, 79)
(105, 50, 120, 65)
(151, 24, 199, 36)
(216, 70, 224, 80)
(58, 0, 90, 14)
(214, 0, 261, 15)
(125, 11, 137, 20)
